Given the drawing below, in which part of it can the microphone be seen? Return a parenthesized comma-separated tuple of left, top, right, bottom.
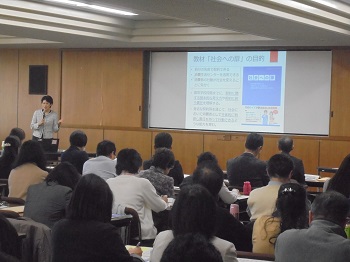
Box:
(42, 110, 45, 119)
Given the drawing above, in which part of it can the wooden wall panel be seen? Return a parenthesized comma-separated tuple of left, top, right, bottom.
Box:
(330, 50, 350, 137)
(58, 127, 103, 153)
(319, 140, 350, 172)
(61, 51, 143, 128)
(151, 131, 204, 174)
(203, 134, 246, 170)
(104, 129, 152, 164)
(18, 50, 61, 141)
(0, 50, 18, 141)
(291, 138, 320, 174)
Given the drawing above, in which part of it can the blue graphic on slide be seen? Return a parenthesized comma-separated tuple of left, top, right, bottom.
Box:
(242, 67, 282, 106)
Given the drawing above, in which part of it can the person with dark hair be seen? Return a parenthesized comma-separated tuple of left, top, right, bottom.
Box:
(278, 136, 305, 185)
(31, 95, 62, 141)
(8, 140, 48, 200)
(324, 153, 350, 198)
(252, 183, 308, 254)
(247, 153, 293, 221)
(151, 185, 237, 262)
(9, 127, 26, 144)
(192, 162, 253, 252)
(0, 136, 20, 180)
(52, 174, 141, 262)
(0, 213, 21, 260)
(61, 130, 89, 174)
(82, 140, 117, 180)
(160, 233, 223, 262)
(107, 148, 167, 244)
(200, 152, 240, 204)
(275, 191, 350, 262)
(138, 148, 175, 197)
(143, 132, 184, 186)
(24, 162, 81, 228)
(227, 133, 269, 188)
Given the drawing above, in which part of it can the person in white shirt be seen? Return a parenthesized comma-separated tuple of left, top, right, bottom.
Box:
(106, 148, 167, 245)
(83, 140, 117, 180)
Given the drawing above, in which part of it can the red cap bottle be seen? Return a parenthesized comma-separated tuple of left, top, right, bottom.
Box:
(243, 181, 252, 195)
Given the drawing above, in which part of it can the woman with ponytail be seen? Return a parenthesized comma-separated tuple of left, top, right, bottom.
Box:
(252, 183, 308, 254)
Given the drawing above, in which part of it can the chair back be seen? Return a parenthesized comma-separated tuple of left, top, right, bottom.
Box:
(125, 207, 142, 245)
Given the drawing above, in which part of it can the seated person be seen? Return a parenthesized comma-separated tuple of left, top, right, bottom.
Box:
(138, 148, 175, 197)
(143, 132, 184, 186)
(278, 136, 306, 185)
(52, 174, 141, 262)
(192, 162, 253, 252)
(252, 183, 308, 254)
(227, 133, 269, 188)
(8, 140, 48, 200)
(324, 153, 350, 198)
(275, 191, 350, 262)
(151, 184, 238, 262)
(106, 148, 167, 245)
(82, 140, 117, 180)
(0, 136, 20, 180)
(9, 127, 25, 145)
(61, 130, 89, 174)
(247, 154, 293, 221)
(199, 152, 239, 204)
(160, 233, 223, 262)
(24, 162, 81, 228)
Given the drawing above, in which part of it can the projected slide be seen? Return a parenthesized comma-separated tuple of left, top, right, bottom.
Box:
(185, 51, 286, 132)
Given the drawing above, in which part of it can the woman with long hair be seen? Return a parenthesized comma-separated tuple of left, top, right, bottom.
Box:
(325, 154, 350, 198)
(24, 162, 81, 228)
(8, 140, 48, 200)
(52, 174, 140, 262)
(0, 136, 20, 180)
(151, 184, 238, 262)
(252, 183, 308, 254)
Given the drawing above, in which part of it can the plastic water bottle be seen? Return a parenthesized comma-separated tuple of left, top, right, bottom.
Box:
(243, 181, 252, 195)
(230, 204, 239, 220)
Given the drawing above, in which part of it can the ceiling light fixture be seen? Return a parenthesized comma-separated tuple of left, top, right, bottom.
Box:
(43, 0, 138, 16)
(311, 0, 338, 9)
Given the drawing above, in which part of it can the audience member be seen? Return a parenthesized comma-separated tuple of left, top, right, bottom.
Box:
(278, 136, 306, 185)
(252, 183, 308, 254)
(0, 136, 20, 180)
(275, 191, 350, 262)
(180, 152, 240, 204)
(151, 184, 238, 262)
(8, 140, 48, 200)
(9, 127, 26, 144)
(324, 153, 350, 198)
(61, 130, 89, 174)
(0, 213, 21, 260)
(227, 133, 269, 188)
(107, 148, 167, 245)
(160, 233, 223, 262)
(52, 174, 141, 262)
(247, 154, 293, 221)
(24, 162, 81, 228)
(192, 162, 253, 251)
(143, 132, 184, 186)
(82, 140, 117, 180)
(138, 148, 175, 197)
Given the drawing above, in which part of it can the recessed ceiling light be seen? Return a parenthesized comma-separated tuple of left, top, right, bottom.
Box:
(43, 0, 138, 16)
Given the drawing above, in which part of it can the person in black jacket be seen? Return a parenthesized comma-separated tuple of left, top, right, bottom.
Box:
(52, 174, 141, 262)
(278, 136, 306, 185)
(61, 130, 89, 174)
(143, 132, 184, 186)
(227, 133, 269, 188)
(192, 162, 253, 252)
